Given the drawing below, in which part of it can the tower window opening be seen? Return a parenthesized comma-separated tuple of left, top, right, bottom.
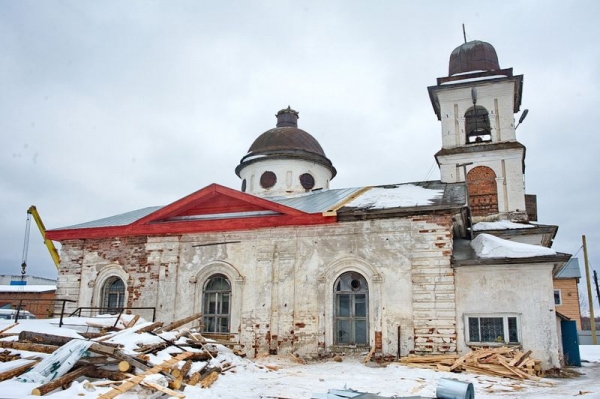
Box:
(465, 105, 492, 144)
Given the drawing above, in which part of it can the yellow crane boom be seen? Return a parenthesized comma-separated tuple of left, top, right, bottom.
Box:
(23, 206, 60, 270)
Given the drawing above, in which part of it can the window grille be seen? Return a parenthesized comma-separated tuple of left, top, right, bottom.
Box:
(466, 315, 519, 344)
(203, 274, 231, 334)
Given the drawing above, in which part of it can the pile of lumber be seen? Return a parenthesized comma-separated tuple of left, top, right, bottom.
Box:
(0, 312, 243, 397)
(400, 347, 542, 380)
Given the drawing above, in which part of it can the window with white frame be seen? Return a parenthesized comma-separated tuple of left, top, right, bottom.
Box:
(465, 314, 520, 344)
(554, 289, 562, 305)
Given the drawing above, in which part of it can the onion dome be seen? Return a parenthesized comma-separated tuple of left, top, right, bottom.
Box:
(449, 40, 500, 76)
(235, 107, 336, 178)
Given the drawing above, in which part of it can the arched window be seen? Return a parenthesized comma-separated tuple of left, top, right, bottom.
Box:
(101, 277, 125, 313)
(334, 272, 368, 345)
(467, 166, 499, 217)
(465, 106, 491, 144)
(203, 274, 231, 334)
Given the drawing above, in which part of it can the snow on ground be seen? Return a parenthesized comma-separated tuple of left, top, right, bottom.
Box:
(472, 221, 535, 231)
(471, 233, 556, 258)
(346, 185, 443, 209)
(0, 319, 599, 398)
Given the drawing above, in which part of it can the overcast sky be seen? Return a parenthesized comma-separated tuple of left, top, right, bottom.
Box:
(1, 1, 599, 308)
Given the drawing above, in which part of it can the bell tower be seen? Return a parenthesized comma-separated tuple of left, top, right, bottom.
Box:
(428, 40, 530, 222)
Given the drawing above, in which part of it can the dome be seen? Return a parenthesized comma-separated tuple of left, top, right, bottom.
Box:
(235, 107, 336, 178)
(449, 40, 500, 76)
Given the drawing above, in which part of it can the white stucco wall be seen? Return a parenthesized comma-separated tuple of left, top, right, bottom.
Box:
(437, 80, 518, 149)
(238, 157, 333, 197)
(58, 214, 455, 359)
(454, 262, 560, 369)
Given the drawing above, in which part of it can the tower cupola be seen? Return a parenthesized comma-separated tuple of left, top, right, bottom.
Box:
(449, 40, 500, 76)
(236, 107, 336, 197)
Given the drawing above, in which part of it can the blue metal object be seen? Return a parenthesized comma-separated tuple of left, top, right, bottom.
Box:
(561, 319, 582, 366)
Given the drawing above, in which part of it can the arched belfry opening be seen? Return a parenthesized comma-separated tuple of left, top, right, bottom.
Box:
(467, 166, 499, 217)
(465, 105, 492, 143)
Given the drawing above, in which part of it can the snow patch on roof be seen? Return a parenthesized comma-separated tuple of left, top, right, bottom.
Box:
(346, 185, 443, 209)
(441, 75, 508, 85)
(471, 233, 556, 258)
(473, 221, 535, 231)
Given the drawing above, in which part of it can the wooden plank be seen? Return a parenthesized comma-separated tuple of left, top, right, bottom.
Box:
(399, 354, 458, 363)
(364, 346, 376, 363)
(124, 315, 140, 329)
(497, 357, 541, 381)
(0, 323, 18, 335)
(97, 352, 193, 399)
(510, 350, 532, 367)
(449, 352, 472, 371)
(140, 380, 186, 398)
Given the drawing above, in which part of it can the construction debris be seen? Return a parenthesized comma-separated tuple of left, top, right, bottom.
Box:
(0, 314, 556, 397)
(400, 347, 543, 380)
(0, 312, 245, 397)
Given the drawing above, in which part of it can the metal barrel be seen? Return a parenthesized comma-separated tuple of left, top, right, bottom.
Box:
(435, 378, 474, 399)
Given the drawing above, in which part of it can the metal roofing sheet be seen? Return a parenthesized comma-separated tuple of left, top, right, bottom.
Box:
(267, 187, 364, 214)
(555, 257, 581, 278)
(51, 181, 465, 231)
(56, 206, 162, 230)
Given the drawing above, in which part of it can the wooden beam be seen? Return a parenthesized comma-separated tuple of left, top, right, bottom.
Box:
(0, 359, 39, 381)
(0, 341, 58, 354)
(158, 313, 202, 332)
(97, 352, 193, 399)
(32, 365, 94, 396)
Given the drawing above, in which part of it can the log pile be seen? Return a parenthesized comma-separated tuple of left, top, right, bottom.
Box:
(400, 347, 542, 380)
(0, 312, 244, 397)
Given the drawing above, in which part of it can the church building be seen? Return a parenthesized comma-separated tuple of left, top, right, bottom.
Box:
(47, 39, 572, 369)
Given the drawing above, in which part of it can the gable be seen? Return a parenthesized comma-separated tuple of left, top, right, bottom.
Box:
(46, 184, 333, 240)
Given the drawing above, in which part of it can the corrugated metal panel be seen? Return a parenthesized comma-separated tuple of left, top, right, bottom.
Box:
(55, 206, 162, 230)
(51, 181, 465, 231)
(268, 187, 364, 214)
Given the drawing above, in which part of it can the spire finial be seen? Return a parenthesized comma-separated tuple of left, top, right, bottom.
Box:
(462, 24, 467, 43)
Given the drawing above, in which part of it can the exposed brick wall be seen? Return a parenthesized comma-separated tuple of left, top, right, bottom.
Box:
(0, 291, 56, 318)
(468, 166, 499, 217)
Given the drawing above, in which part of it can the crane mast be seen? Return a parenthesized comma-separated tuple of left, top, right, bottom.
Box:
(20, 206, 60, 275)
